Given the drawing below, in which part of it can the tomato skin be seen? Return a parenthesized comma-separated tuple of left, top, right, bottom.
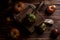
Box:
(50, 28, 59, 39)
(14, 2, 25, 13)
(10, 28, 20, 39)
(47, 5, 56, 13)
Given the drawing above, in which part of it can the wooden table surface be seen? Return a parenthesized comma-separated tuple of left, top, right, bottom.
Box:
(0, 0, 60, 40)
(26, 0, 60, 40)
(27, 0, 60, 40)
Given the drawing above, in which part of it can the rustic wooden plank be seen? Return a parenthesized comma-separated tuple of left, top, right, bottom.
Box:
(52, 10, 60, 16)
(26, 38, 49, 40)
(27, 0, 60, 40)
(56, 5, 60, 10)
